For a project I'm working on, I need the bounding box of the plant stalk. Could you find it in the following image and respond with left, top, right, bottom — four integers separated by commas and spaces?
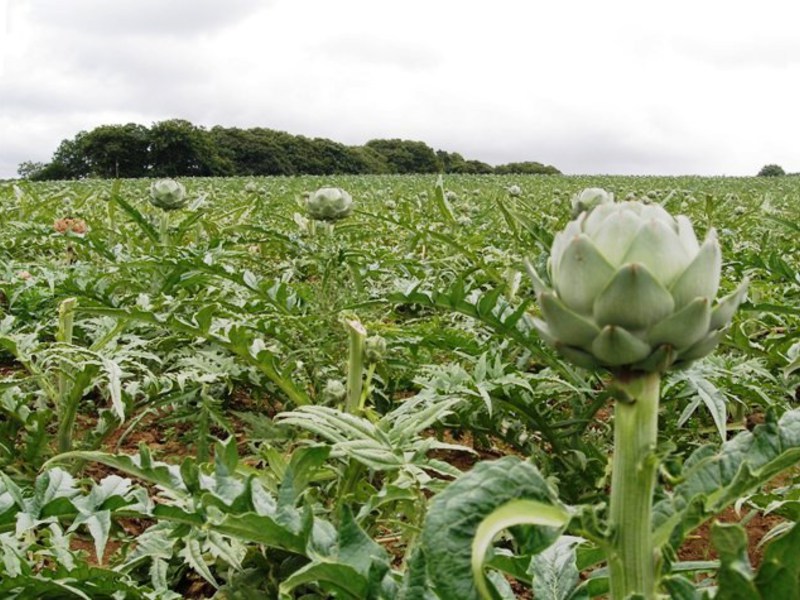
607, 371, 660, 600
55, 298, 77, 411
159, 212, 170, 246
344, 319, 366, 414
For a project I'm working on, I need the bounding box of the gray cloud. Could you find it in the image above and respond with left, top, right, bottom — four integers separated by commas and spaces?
27, 0, 268, 37
314, 35, 442, 70
2, 0, 800, 179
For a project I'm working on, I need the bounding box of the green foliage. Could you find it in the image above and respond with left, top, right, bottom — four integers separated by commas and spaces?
495, 161, 561, 175
756, 164, 785, 177
365, 138, 441, 174
1, 173, 799, 598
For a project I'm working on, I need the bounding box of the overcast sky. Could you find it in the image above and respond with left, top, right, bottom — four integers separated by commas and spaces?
1, 0, 799, 178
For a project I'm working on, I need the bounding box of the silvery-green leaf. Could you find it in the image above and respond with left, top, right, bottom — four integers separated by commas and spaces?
552, 235, 615, 315
622, 218, 689, 285
647, 297, 711, 349
710, 278, 749, 331
591, 325, 652, 366
539, 292, 599, 347
669, 230, 722, 309
593, 264, 675, 330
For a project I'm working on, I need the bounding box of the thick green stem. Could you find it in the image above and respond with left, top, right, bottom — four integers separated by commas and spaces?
344, 319, 366, 414
608, 371, 660, 600
55, 298, 77, 411
159, 212, 170, 246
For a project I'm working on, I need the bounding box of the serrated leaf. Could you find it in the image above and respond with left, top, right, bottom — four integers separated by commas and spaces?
180, 536, 218, 588
653, 408, 800, 549
421, 456, 569, 600
529, 536, 585, 600
278, 561, 368, 600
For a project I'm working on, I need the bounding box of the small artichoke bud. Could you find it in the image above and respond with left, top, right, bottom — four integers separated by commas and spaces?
507, 184, 522, 197
322, 379, 347, 403
526, 201, 748, 373
385, 199, 397, 210
149, 179, 188, 211
571, 187, 613, 217
244, 181, 258, 193
364, 335, 387, 364
307, 187, 353, 221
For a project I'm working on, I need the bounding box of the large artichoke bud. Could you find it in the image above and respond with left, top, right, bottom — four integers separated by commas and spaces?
149, 179, 188, 211
526, 201, 747, 373
307, 187, 353, 221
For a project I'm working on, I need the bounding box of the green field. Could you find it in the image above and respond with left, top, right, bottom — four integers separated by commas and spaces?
1, 174, 799, 599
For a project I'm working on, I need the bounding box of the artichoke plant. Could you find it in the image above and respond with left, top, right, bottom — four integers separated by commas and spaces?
307, 187, 353, 221
570, 187, 613, 217
526, 200, 748, 374
524, 197, 747, 599
149, 179, 188, 211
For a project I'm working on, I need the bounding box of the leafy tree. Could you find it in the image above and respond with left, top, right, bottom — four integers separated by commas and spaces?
47, 132, 92, 179
149, 119, 226, 177
365, 139, 440, 173
495, 161, 561, 175
757, 164, 785, 177
23, 119, 560, 179
211, 127, 291, 175
81, 123, 151, 178
16, 161, 47, 180
463, 159, 494, 174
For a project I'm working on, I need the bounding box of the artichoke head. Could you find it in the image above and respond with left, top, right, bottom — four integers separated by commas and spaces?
526, 201, 748, 373
570, 187, 613, 217
307, 187, 353, 221
149, 179, 187, 211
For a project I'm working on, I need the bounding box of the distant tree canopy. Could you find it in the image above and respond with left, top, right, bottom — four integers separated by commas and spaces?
757, 164, 785, 177
19, 119, 562, 180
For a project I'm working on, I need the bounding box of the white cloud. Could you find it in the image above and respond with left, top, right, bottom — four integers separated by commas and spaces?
2, 0, 800, 177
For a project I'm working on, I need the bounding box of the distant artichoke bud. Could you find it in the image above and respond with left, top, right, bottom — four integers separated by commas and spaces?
244, 181, 258, 193
307, 187, 353, 221
385, 199, 397, 210
149, 179, 187, 211
571, 187, 613, 217
507, 185, 522, 197
364, 335, 387, 364
525, 201, 748, 373
322, 379, 347, 403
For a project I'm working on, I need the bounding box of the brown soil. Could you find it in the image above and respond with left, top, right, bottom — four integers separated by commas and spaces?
677, 507, 785, 567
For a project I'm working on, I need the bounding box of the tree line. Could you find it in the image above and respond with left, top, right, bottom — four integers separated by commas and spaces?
18, 119, 561, 180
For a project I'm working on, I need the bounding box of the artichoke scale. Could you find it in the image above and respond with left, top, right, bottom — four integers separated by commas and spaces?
591, 325, 652, 366
593, 264, 675, 330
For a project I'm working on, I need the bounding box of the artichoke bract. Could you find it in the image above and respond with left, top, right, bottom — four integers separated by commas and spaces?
149, 179, 188, 211
307, 187, 353, 221
526, 200, 748, 373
